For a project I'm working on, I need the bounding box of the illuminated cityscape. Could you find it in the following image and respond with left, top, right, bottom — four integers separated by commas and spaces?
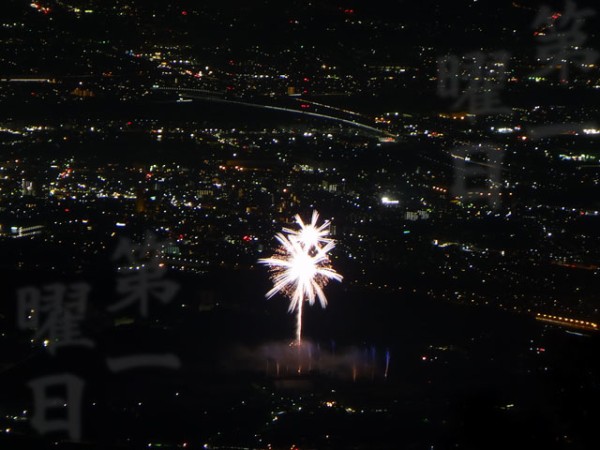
1, 1, 600, 449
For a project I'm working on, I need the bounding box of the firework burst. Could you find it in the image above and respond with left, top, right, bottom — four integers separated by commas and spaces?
260, 211, 342, 345
282, 210, 333, 251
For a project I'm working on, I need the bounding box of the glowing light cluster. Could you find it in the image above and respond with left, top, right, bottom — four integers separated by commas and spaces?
260, 211, 342, 345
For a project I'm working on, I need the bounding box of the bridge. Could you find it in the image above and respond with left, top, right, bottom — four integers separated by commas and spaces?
152, 87, 398, 139
535, 313, 598, 332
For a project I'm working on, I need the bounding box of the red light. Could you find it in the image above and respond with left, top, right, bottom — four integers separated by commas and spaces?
303, 77, 310, 82
64, 208, 70, 213
243, 235, 252, 242
181, 11, 188, 16
300, 104, 310, 109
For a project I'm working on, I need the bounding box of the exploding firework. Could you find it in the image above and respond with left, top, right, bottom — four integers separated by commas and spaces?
282, 210, 333, 251
260, 211, 342, 345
